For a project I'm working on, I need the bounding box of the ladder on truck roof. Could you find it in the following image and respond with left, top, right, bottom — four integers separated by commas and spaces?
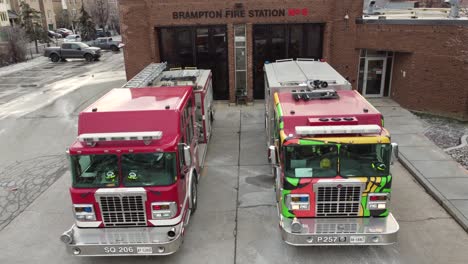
122, 62, 167, 88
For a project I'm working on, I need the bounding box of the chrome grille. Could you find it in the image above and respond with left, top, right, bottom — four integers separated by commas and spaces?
314, 181, 364, 217
315, 223, 358, 234
95, 188, 147, 227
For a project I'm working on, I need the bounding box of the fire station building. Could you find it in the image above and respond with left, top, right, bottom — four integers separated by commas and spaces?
119, 0, 468, 120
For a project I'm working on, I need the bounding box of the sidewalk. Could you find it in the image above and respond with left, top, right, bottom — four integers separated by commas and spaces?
368, 98, 468, 231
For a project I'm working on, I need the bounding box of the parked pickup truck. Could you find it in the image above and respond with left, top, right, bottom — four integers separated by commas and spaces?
44, 42, 101, 62
85, 37, 123, 51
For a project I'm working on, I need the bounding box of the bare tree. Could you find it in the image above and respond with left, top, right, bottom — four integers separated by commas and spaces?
88, 0, 109, 29
0, 26, 28, 65
109, 12, 120, 34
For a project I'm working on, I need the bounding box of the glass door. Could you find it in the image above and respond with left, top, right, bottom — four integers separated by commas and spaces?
363, 58, 387, 97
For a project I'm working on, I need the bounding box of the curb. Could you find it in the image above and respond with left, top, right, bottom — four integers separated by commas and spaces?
399, 153, 468, 232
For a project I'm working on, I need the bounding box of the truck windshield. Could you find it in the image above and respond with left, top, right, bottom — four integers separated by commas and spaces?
70, 154, 119, 188
121, 152, 176, 187
284, 145, 338, 178
340, 144, 391, 177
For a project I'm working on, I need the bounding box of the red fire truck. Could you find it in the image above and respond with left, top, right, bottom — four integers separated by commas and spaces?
60, 86, 201, 256
265, 59, 399, 246
123, 62, 214, 145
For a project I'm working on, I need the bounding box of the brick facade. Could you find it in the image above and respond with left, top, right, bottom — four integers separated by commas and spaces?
119, 0, 468, 120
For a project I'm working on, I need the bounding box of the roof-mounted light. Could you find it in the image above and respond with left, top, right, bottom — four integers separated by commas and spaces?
78, 131, 163, 146
295, 125, 381, 136
291, 89, 338, 101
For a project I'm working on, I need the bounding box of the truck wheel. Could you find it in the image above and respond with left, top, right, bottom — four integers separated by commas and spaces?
190, 178, 197, 215
84, 54, 94, 62
111, 45, 119, 52
50, 54, 60, 63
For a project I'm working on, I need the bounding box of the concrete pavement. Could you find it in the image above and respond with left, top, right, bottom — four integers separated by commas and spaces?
2, 102, 468, 263
1, 100, 468, 263
369, 98, 468, 232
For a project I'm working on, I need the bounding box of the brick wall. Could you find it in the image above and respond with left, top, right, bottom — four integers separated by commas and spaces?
356, 24, 468, 120
119, 0, 468, 120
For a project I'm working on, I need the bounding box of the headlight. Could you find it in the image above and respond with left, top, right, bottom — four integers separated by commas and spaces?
151, 202, 177, 219
367, 193, 389, 210
285, 194, 310, 210
73, 204, 96, 221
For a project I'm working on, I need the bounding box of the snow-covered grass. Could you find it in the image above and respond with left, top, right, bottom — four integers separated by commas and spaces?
0, 56, 49, 77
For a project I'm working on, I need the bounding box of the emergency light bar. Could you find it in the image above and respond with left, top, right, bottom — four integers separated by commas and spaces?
295, 125, 381, 136
78, 131, 163, 146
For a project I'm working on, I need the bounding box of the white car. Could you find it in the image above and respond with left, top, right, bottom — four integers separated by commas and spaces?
64, 34, 82, 42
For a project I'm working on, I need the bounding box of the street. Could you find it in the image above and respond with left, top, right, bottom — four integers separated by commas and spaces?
0, 52, 468, 264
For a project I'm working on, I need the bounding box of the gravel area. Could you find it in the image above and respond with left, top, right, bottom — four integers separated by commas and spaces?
414, 112, 468, 169
447, 147, 468, 169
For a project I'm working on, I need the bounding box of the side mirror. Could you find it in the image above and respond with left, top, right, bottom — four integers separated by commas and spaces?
269, 145, 277, 165
77, 47, 81, 51
391, 143, 399, 164
183, 145, 192, 167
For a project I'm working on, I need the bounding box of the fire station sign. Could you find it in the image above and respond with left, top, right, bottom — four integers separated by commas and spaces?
172, 8, 308, 20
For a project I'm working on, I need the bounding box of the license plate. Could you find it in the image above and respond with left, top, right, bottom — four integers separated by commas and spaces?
103, 246, 153, 254
350, 236, 366, 243
316, 236, 339, 243
137, 247, 153, 254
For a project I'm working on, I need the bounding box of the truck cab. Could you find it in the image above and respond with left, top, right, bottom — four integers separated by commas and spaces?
61, 87, 200, 256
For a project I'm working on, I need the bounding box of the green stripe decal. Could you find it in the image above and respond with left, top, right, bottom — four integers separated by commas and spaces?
299, 139, 325, 145
285, 177, 299, 187
276, 103, 284, 130
361, 196, 370, 217
281, 189, 295, 218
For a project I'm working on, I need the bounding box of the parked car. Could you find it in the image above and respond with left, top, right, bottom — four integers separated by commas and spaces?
56, 28, 73, 37
64, 34, 81, 42
85, 37, 123, 51
44, 42, 101, 62
48, 30, 62, 38
96, 29, 111, 38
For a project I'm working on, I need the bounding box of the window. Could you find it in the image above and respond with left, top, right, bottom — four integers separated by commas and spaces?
178, 141, 185, 168
62, 43, 72, 49
340, 144, 391, 177
122, 152, 176, 186
70, 154, 119, 188
284, 145, 338, 178
0, 12, 7, 22
70, 43, 80, 50
234, 24, 247, 96
183, 100, 194, 143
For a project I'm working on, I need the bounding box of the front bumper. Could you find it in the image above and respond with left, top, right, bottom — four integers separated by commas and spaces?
280, 213, 399, 246
60, 222, 184, 256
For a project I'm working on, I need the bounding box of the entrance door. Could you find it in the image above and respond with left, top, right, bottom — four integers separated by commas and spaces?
158, 26, 228, 100
363, 58, 387, 97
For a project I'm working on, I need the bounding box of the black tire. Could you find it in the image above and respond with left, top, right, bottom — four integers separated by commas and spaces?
190, 178, 197, 215
84, 53, 94, 62
111, 45, 119, 52
50, 54, 60, 63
